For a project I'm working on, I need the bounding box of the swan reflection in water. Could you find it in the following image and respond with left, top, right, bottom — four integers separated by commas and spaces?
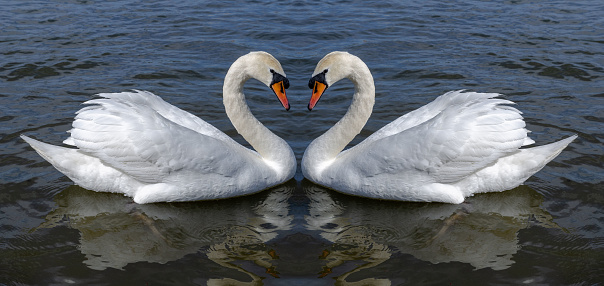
37, 182, 294, 285
35, 179, 559, 284
304, 181, 559, 284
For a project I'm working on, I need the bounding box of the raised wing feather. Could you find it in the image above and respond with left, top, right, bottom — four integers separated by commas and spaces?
66, 91, 255, 183
338, 92, 532, 183
361, 90, 534, 147
64, 90, 234, 146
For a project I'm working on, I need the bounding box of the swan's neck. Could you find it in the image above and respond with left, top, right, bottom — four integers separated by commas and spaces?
223, 68, 294, 175
303, 66, 375, 173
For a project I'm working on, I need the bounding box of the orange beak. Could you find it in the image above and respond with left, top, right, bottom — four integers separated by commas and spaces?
271, 81, 290, 111
308, 81, 327, 111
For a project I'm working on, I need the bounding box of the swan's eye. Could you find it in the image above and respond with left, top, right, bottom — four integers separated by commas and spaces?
323, 69, 328, 74
270, 69, 275, 74
308, 72, 328, 89
271, 71, 289, 89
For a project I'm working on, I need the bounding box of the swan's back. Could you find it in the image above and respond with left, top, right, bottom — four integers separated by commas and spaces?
23, 90, 286, 203
322, 91, 576, 203
340, 91, 531, 179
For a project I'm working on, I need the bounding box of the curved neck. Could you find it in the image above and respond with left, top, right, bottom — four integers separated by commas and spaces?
223, 64, 294, 174
304, 64, 375, 168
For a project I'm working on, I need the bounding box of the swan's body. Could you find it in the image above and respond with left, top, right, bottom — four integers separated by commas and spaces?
22, 52, 296, 204
302, 51, 576, 204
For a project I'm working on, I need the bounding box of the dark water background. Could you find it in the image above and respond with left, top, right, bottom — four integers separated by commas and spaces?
1, 0, 603, 285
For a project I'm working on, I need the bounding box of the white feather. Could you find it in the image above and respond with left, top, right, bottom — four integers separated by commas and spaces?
22, 52, 295, 204
302, 52, 576, 204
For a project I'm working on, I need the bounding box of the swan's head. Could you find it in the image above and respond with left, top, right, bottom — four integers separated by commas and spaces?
235, 51, 291, 110
307, 51, 365, 110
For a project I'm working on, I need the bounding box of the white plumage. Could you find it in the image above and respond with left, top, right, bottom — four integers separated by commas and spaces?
22, 52, 296, 204
302, 51, 576, 204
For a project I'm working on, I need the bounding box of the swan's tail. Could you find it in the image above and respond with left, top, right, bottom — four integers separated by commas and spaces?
21, 135, 129, 194
21, 135, 81, 173
515, 134, 577, 176
462, 135, 577, 196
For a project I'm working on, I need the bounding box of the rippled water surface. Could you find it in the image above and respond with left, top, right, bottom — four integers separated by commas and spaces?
1, 0, 603, 285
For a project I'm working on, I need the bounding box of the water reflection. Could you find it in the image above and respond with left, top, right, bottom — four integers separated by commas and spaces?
304, 181, 559, 283
36, 183, 294, 285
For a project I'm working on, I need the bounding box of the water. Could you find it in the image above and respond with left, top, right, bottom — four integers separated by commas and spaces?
1, 0, 603, 284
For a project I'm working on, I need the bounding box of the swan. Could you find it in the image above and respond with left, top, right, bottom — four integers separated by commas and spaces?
302, 51, 576, 204
21, 51, 296, 204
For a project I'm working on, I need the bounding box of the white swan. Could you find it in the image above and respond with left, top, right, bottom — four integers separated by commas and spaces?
302, 51, 576, 204
22, 51, 296, 204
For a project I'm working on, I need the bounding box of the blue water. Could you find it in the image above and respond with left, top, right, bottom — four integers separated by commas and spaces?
1, 0, 603, 284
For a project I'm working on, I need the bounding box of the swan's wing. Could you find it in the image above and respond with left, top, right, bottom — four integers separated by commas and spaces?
64, 90, 234, 146
339, 94, 532, 183
66, 94, 255, 183
361, 90, 534, 147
